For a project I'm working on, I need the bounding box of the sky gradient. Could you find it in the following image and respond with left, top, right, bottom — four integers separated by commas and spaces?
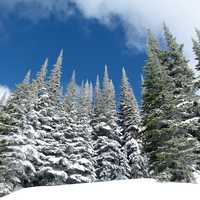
0, 7, 145, 102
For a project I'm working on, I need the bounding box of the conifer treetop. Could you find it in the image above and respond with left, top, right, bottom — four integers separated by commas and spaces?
55, 49, 63, 67
23, 70, 31, 84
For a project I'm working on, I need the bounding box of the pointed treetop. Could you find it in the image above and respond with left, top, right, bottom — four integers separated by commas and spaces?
104, 64, 109, 80
43, 57, 48, 68
163, 23, 173, 46
23, 70, 31, 84
37, 58, 48, 80
67, 70, 77, 98
121, 67, 130, 89
85, 79, 89, 87
110, 79, 115, 93
122, 67, 128, 80
48, 51, 63, 101
163, 23, 183, 53
96, 75, 100, 86
120, 68, 141, 127
89, 82, 93, 102
71, 70, 76, 82
95, 75, 101, 94
55, 49, 63, 66
122, 66, 126, 74
147, 30, 160, 54
103, 64, 110, 94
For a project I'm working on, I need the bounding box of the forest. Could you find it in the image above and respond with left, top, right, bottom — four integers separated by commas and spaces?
1, 25, 200, 197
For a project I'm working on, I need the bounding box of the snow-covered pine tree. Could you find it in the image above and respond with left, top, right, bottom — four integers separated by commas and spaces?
92, 66, 130, 181
61, 74, 95, 184
142, 30, 200, 182
162, 25, 200, 156
119, 67, 148, 178
0, 70, 38, 196
30, 51, 71, 186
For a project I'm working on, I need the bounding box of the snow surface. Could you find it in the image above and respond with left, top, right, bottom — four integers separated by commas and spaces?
2, 179, 200, 200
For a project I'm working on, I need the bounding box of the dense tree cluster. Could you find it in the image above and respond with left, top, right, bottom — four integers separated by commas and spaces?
0, 52, 146, 196
1, 25, 200, 197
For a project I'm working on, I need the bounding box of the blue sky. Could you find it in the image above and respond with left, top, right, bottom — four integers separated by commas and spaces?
0, 0, 199, 102
0, 4, 145, 102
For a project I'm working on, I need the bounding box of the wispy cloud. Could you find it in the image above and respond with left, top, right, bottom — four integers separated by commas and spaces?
0, 85, 11, 105
1, 0, 200, 64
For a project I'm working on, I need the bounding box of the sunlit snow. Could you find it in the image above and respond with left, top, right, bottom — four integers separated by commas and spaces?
2, 179, 200, 200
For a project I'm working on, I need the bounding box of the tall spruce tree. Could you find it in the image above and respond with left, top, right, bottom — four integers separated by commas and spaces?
30, 52, 71, 186
163, 25, 200, 149
92, 66, 130, 181
0, 70, 38, 196
61, 73, 95, 184
119, 67, 148, 178
142, 30, 200, 182
142, 31, 167, 115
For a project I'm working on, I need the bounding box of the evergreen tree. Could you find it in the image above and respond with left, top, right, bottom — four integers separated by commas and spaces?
62, 75, 95, 184
142, 30, 200, 182
48, 50, 63, 104
162, 25, 200, 149
29, 53, 70, 186
119, 67, 148, 178
142, 31, 168, 115
0, 71, 38, 196
92, 66, 130, 181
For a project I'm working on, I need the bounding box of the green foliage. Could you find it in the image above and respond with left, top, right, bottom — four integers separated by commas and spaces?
142, 27, 200, 183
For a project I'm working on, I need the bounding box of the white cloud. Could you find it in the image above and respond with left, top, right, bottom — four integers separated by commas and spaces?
72, 0, 200, 65
1, 0, 200, 64
0, 85, 11, 105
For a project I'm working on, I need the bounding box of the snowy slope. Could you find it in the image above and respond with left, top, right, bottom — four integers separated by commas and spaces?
2, 179, 200, 200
